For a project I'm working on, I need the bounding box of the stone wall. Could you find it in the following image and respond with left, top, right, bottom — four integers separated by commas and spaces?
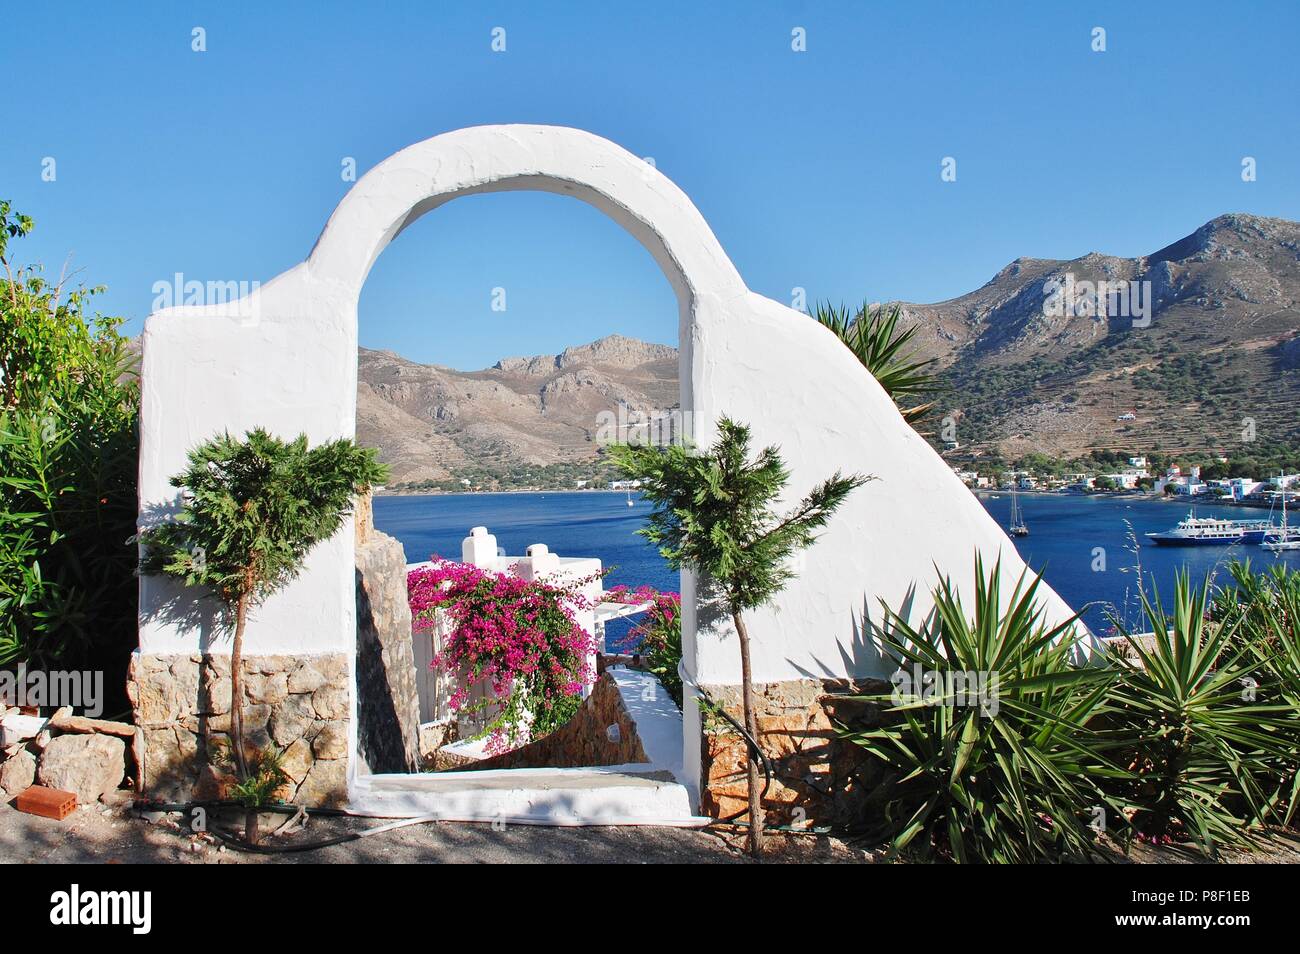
355, 526, 421, 774
1, 709, 130, 805
127, 652, 350, 805
699, 677, 890, 829
463, 671, 652, 771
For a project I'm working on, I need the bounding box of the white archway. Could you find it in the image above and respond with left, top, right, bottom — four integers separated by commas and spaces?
138, 124, 1082, 814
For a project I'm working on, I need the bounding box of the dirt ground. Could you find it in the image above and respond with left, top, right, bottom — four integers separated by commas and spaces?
0, 793, 874, 864
3, 793, 1297, 864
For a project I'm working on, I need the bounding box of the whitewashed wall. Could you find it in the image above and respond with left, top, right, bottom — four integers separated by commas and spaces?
138, 125, 1084, 803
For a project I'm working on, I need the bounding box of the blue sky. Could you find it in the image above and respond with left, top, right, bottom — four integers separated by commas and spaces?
4, 1, 1297, 369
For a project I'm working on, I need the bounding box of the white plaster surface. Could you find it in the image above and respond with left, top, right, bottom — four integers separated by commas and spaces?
139, 124, 1086, 809
608, 667, 684, 781
350, 766, 701, 825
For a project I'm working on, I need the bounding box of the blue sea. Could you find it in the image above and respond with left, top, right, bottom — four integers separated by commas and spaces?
373, 490, 1300, 640
374, 491, 674, 650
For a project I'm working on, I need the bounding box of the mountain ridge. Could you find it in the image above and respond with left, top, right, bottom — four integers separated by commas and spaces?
357, 333, 677, 487
896, 212, 1300, 461
355, 213, 1300, 485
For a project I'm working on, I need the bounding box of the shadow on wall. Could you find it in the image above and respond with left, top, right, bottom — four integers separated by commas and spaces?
789, 586, 915, 683
136, 499, 228, 655
355, 563, 417, 774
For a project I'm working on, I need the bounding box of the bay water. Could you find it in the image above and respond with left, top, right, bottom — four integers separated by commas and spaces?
374, 490, 1300, 640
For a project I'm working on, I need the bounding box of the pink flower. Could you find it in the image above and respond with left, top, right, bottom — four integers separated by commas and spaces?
408, 559, 600, 752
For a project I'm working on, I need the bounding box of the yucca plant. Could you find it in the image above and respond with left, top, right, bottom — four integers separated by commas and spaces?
811, 301, 939, 424
1209, 559, 1300, 643
843, 556, 1123, 863
1207, 560, 1300, 825
1104, 570, 1295, 854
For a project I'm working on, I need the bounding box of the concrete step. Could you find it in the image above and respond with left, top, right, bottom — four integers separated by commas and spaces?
349, 765, 704, 826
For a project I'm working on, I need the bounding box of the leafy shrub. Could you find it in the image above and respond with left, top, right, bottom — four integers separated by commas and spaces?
0, 202, 139, 677
843, 557, 1121, 862
409, 560, 600, 754
606, 585, 682, 708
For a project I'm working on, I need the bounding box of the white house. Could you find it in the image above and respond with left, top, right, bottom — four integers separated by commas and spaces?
1225, 477, 1265, 500
1100, 473, 1140, 490
1155, 465, 1207, 496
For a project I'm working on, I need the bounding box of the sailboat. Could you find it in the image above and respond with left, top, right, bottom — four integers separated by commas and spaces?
626, 486, 635, 507
1008, 483, 1029, 537
1263, 484, 1300, 553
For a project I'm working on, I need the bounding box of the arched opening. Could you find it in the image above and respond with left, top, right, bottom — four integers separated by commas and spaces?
353, 187, 686, 772
306, 127, 756, 812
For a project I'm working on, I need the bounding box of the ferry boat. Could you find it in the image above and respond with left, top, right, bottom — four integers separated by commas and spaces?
1146, 512, 1272, 547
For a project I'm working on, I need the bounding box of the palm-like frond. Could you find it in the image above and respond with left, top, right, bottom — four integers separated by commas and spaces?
812, 301, 940, 424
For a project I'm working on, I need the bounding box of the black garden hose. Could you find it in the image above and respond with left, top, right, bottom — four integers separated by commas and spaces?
135, 798, 441, 854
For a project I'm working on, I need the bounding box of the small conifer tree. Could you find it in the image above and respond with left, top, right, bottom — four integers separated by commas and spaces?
611, 417, 869, 856
141, 428, 387, 779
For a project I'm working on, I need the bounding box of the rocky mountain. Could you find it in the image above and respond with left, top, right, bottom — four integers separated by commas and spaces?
357, 334, 678, 486
902, 213, 1300, 461
356, 214, 1300, 484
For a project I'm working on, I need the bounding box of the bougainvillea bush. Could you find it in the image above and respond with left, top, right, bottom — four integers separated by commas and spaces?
605, 585, 682, 708
409, 560, 599, 754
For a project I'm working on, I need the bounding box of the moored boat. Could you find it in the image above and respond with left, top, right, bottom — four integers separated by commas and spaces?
1263, 488, 1300, 553
1146, 512, 1272, 546
1008, 484, 1029, 537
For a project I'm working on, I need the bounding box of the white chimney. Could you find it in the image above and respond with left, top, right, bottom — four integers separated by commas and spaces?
461, 526, 498, 568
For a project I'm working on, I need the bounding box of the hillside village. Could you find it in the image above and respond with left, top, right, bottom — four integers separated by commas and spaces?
953, 453, 1300, 507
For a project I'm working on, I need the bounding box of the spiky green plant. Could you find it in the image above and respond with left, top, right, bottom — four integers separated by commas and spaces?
609, 417, 870, 857
225, 745, 288, 844
842, 556, 1123, 863
811, 301, 939, 424
228, 746, 288, 808
141, 429, 387, 779
1206, 560, 1300, 825
1105, 570, 1295, 855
